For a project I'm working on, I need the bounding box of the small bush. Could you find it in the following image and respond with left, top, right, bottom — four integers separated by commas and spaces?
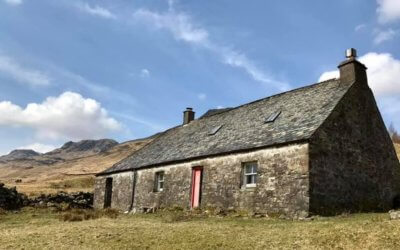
60, 208, 119, 222
101, 208, 119, 219
62, 212, 84, 222
0, 208, 6, 215
161, 211, 190, 223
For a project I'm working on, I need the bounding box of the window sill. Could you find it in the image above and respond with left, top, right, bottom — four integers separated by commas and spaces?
241, 185, 257, 191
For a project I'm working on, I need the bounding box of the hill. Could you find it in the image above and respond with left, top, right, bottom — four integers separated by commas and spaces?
0, 138, 152, 195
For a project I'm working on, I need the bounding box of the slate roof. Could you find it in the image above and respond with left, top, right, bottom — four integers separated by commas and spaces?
199, 108, 233, 119
100, 79, 351, 175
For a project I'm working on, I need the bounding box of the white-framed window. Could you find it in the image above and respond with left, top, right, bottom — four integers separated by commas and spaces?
243, 162, 257, 188
155, 171, 164, 192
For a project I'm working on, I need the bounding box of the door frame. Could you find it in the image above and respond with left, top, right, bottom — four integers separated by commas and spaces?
104, 177, 113, 208
190, 166, 203, 209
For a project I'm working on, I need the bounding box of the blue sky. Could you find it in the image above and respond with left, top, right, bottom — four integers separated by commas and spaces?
0, 0, 400, 155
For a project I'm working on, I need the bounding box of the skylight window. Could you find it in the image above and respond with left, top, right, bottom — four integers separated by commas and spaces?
208, 125, 223, 135
265, 111, 281, 123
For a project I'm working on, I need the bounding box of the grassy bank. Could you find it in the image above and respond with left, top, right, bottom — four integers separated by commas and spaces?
1, 209, 400, 249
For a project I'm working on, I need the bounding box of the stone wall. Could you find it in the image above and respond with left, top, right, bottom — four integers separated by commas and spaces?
93, 171, 134, 211
132, 143, 309, 218
309, 81, 400, 215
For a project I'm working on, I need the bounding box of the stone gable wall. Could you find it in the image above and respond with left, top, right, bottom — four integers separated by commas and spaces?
94, 171, 134, 211
309, 81, 400, 215
132, 143, 309, 218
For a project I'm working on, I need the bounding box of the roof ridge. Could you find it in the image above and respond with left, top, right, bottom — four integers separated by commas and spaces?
198, 79, 339, 119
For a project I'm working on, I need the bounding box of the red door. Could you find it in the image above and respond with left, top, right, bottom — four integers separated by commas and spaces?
191, 167, 203, 208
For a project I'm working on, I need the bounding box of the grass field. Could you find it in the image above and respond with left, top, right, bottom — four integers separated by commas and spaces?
1, 209, 400, 250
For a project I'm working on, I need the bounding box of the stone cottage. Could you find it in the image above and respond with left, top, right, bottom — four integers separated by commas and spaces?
94, 49, 400, 217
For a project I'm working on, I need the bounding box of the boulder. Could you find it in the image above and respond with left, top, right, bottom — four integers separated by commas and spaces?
0, 182, 28, 210
389, 210, 400, 220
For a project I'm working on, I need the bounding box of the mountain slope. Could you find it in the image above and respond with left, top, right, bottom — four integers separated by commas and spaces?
0, 138, 151, 195
0, 150, 40, 162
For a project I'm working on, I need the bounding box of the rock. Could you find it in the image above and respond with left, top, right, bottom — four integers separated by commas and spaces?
0, 182, 28, 210
389, 210, 400, 220
30, 192, 93, 209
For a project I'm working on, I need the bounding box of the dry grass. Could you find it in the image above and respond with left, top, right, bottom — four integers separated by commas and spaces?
395, 143, 400, 159
1, 209, 400, 249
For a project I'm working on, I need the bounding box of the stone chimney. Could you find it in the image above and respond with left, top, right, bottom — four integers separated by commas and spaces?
183, 107, 195, 125
338, 48, 368, 84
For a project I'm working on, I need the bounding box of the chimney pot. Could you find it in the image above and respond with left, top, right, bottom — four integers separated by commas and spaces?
346, 48, 357, 59
183, 107, 195, 125
338, 48, 367, 84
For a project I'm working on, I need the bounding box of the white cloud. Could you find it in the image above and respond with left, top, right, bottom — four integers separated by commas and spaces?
377, 0, 400, 24
197, 93, 206, 100
3, 0, 22, 6
361, 53, 400, 96
0, 92, 121, 140
373, 29, 397, 44
132, 5, 289, 91
18, 143, 57, 154
0, 55, 51, 86
140, 69, 150, 78
76, 3, 116, 19
318, 70, 339, 82
319, 52, 400, 96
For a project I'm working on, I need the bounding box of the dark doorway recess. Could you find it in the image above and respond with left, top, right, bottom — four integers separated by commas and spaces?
104, 178, 113, 208
393, 195, 400, 209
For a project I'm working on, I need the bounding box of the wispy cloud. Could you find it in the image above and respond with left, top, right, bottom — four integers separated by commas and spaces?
140, 68, 150, 78
0, 55, 51, 86
355, 24, 367, 32
76, 2, 116, 19
3, 0, 22, 6
132, 4, 289, 91
197, 93, 206, 100
112, 111, 166, 132
373, 28, 397, 44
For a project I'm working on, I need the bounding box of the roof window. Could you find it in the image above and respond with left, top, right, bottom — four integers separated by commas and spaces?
208, 125, 223, 135
265, 111, 281, 123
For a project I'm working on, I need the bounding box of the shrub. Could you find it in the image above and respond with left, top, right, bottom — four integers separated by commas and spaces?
388, 123, 400, 144
161, 211, 190, 223
60, 208, 119, 222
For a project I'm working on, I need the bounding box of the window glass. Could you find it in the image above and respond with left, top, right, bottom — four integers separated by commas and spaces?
243, 162, 257, 187
155, 172, 164, 192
